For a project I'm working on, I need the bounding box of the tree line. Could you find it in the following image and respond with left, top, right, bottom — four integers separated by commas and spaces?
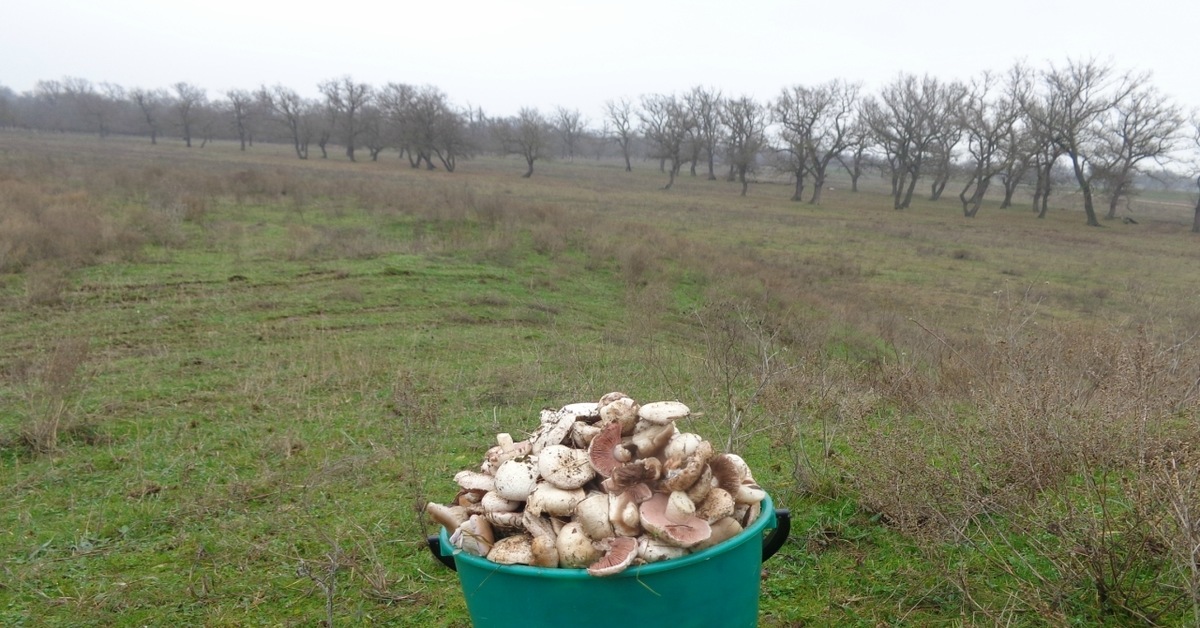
2, 58, 1198, 231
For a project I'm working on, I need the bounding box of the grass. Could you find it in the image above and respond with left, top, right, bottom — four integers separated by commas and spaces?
1, 130, 1199, 626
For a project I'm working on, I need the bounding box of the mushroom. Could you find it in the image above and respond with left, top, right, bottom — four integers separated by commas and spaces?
693, 517, 743, 551
425, 502, 467, 531
559, 402, 600, 421
482, 434, 531, 474
454, 470, 496, 494
570, 421, 602, 448
493, 458, 540, 502
685, 464, 714, 503
597, 393, 640, 435
537, 444, 595, 489
523, 511, 560, 568
628, 420, 676, 458
480, 491, 520, 513
556, 521, 602, 568
587, 422, 631, 477
637, 400, 690, 424
665, 491, 697, 525
609, 489, 643, 537
663, 432, 704, 460
639, 492, 712, 548
575, 492, 614, 541
525, 482, 585, 518
450, 514, 495, 557
532, 409, 577, 453
637, 535, 688, 563
694, 487, 735, 523
662, 440, 713, 492
487, 534, 535, 565
586, 536, 637, 577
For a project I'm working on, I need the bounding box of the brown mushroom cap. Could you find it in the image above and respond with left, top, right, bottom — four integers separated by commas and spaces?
598, 396, 640, 435
639, 492, 712, 548
694, 487, 736, 523
586, 536, 637, 576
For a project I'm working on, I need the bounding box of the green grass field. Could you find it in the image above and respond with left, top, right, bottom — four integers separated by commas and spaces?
2, 131, 1199, 626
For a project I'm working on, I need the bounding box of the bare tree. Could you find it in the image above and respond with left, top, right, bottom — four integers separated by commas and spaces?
1022, 59, 1136, 227
257, 84, 311, 159
498, 107, 550, 178
639, 94, 694, 189
862, 74, 962, 210
721, 96, 767, 196
130, 88, 167, 144
1093, 84, 1184, 219
319, 76, 372, 162
836, 121, 872, 193
801, 80, 861, 204
604, 98, 636, 172
226, 89, 255, 151
956, 71, 1024, 217
686, 86, 724, 179
554, 106, 585, 161
62, 77, 123, 138
172, 82, 207, 148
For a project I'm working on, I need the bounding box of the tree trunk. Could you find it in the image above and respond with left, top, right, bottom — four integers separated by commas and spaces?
810, 170, 825, 205
663, 162, 679, 189
1000, 176, 1017, 208
622, 149, 632, 172
1193, 177, 1200, 233
1068, 153, 1101, 227
739, 171, 749, 197
930, 171, 949, 201
790, 171, 805, 202
523, 155, 534, 178
150, 129, 157, 145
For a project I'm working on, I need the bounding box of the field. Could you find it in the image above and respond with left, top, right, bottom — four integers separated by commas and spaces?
2, 131, 1199, 626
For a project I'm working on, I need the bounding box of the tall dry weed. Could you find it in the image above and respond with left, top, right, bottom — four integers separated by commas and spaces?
12, 337, 93, 454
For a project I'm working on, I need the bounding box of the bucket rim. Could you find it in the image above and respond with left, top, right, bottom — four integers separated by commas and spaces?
437, 493, 777, 579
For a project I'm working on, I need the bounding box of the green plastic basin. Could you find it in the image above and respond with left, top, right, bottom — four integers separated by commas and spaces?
429, 494, 790, 628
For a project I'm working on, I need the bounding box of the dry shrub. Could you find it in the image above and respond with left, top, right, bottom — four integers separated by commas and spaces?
12, 337, 93, 454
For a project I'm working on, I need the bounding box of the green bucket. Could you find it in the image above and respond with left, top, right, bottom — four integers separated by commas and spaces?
427, 494, 790, 628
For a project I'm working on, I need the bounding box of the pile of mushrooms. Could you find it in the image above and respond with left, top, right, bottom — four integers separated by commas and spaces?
426, 393, 766, 576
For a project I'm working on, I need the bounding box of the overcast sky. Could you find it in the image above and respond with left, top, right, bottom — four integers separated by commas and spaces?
6, 0, 1199, 121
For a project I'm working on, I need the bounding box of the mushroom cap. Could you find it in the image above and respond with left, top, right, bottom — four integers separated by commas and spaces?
586, 536, 637, 577
662, 440, 714, 492
493, 458, 540, 501
609, 490, 643, 537
575, 492, 615, 541
639, 492, 712, 548
530, 534, 560, 568
451, 514, 495, 557
425, 502, 468, 531
454, 470, 497, 493
598, 396, 640, 435
526, 483, 585, 517
487, 534, 535, 565
637, 535, 689, 563
556, 521, 602, 568
685, 464, 714, 503
532, 409, 577, 453
733, 480, 767, 505
537, 444, 596, 489
693, 516, 743, 551
559, 402, 600, 421
664, 432, 704, 459
708, 453, 745, 496
587, 422, 625, 477
637, 400, 690, 424
629, 421, 676, 458
665, 491, 697, 525
480, 491, 521, 513
695, 487, 736, 523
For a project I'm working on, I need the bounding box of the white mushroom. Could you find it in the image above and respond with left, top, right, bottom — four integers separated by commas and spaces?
637, 400, 690, 424
525, 483, 585, 518
487, 534, 535, 565
537, 444, 595, 489
575, 492, 614, 541
556, 521, 602, 568
492, 458, 540, 502
637, 535, 688, 563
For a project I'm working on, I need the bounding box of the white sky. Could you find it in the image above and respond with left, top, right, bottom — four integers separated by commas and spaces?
6, 0, 1199, 121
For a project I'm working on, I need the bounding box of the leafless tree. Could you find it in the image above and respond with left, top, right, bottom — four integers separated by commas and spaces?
836, 121, 872, 192
956, 71, 1024, 217
257, 84, 311, 159
62, 77, 123, 138
130, 88, 167, 144
686, 86, 724, 179
172, 82, 207, 148
1190, 117, 1200, 233
721, 96, 767, 196
1022, 58, 1137, 227
226, 89, 255, 151
604, 98, 636, 172
862, 74, 963, 210
319, 76, 372, 162
497, 107, 550, 177
1093, 83, 1184, 219
554, 106, 586, 161
779, 80, 861, 204
639, 94, 695, 189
